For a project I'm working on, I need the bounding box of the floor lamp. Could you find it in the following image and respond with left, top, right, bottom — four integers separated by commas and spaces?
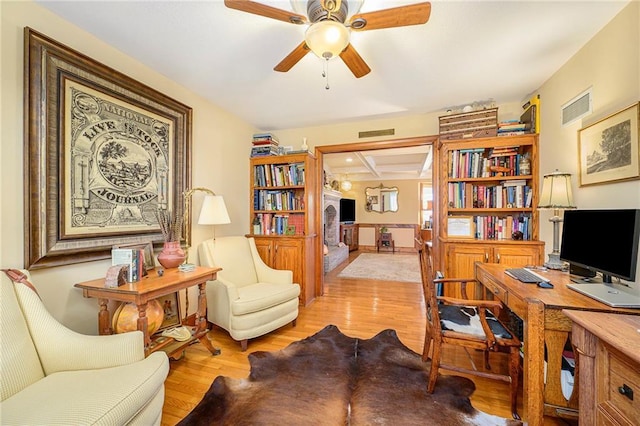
183, 187, 231, 242
538, 170, 576, 270
181, 187, 230, 316
197, 194, 231, 241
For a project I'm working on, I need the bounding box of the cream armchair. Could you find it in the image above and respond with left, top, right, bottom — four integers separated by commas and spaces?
198, 236, 300, 351
0, 270, 169, 425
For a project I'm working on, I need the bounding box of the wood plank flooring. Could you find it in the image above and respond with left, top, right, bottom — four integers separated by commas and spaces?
161, 250, 574, 425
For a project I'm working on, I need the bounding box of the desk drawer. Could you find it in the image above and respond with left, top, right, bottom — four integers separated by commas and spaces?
606, 350, 640, 421
482, 274, 508, 304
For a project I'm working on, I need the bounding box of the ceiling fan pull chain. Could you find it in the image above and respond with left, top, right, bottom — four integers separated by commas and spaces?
324, 59, 330, 90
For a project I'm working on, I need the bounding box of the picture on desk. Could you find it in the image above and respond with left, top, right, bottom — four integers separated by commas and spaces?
156, 292, 181, 332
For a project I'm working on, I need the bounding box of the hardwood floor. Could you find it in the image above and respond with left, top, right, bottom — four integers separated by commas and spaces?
161, 251, 574, 425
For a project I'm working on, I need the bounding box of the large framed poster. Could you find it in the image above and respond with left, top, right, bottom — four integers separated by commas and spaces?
24, 28, 192, 269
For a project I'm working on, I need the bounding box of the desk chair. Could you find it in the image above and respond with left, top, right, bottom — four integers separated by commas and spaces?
416, 239, 522, 420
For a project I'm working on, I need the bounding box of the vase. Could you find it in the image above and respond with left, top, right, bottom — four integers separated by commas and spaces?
157, 241, 186, 269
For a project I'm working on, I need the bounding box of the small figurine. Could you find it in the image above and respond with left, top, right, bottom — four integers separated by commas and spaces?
489, 165, 512, 176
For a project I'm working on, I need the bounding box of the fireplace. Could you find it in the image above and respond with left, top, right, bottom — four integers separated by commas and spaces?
323, 189, 341, 245
323, 189, 349, 273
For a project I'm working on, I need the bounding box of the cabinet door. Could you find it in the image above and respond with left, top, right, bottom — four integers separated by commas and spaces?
273, 238, 304, 287
444, 243, 488, 298
494, 245, 541, 267
253, 238, 274, 267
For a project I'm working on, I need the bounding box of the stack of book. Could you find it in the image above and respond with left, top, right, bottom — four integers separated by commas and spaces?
251, 133, 279, 157
497, 119, 529, 136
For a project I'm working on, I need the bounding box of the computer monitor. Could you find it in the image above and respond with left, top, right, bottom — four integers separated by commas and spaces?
560, 209, 640, 283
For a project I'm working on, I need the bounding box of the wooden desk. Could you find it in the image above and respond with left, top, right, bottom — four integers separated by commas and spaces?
474, 263, 640, 426
75, 266, 221, 359
565, 310, 640, 425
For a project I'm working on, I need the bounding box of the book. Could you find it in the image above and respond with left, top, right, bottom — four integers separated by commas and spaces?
111, 248, 141, 282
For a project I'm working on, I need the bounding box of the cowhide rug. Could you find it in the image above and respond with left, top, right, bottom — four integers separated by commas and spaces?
178, 325, 522, 425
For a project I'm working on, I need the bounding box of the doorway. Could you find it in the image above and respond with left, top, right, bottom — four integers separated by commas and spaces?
314, 135, 438, 298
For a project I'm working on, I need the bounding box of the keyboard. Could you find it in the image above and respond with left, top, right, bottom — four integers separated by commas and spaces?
505, 268, 549, 283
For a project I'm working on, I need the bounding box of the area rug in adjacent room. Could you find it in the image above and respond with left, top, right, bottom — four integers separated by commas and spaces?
178, 325, 521, 425
337, 252, 421, 283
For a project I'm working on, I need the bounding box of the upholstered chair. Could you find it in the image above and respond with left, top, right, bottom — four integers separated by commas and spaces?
0, 270, 169, 425
198, 236, 300, 351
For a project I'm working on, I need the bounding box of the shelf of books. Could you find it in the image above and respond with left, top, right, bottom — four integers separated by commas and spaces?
439, 134, 540, 242
250, 154, 313, 236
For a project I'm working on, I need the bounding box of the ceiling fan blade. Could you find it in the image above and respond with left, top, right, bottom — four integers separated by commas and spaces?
339, 44, 371, 78
274, 41, 311, 72
349, 2, 431, 31
224, 0, 307, 25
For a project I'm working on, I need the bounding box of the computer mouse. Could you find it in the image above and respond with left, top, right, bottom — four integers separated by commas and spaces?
537, 281, 554, 289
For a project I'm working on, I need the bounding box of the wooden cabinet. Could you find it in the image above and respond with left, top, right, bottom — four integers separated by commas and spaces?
340, 223, 359, 251
444, 241, 543, 298
566, 310, 640, 426
250, 152, 317, 305
437, 134, 544, 293
253, 236, 315, 305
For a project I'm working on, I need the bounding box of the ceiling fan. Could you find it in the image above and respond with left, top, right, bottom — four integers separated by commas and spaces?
224, 0, 431, 78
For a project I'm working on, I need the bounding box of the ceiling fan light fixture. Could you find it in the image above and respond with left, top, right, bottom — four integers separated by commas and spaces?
305, 20, 350, 59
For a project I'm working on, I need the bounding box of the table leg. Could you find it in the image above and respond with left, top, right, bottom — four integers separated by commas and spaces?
197, 282, 221, 355
136, 302, 150, 347
98, 298, 113, 335
525, 298, 545, 426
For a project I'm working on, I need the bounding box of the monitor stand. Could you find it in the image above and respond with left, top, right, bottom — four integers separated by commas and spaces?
570, 275, 605, 284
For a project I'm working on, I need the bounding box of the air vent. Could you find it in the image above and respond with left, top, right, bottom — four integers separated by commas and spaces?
562, 88, 592, 126
359, 129, 395, 138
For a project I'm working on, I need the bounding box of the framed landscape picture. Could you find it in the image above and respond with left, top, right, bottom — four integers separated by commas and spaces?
578, 102, 639, 187
24, 28, 193, 269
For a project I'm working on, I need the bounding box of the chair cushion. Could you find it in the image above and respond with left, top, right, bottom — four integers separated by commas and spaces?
0, 351, 168, 425
232, 282, 300, 316
439, 305, 513, 339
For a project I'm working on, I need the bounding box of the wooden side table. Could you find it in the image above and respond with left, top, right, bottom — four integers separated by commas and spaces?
75, 266, 221, 359
377, 232, 395, 253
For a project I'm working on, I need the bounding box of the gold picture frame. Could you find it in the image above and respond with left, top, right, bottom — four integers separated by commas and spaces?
578, 102, 640, 187
447, 216, 475, 238
24, 28, 193, 269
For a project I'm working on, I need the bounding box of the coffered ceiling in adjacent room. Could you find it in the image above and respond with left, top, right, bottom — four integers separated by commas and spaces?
35, 0, 630, 131
323, 145, 433, 182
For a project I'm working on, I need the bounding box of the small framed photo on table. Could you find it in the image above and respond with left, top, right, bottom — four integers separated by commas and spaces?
447, 216, 475, 238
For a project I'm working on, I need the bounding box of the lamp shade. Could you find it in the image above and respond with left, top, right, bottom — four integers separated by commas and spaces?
198, 195, 231, 225
538, 171, 576, 209
305, 20, 350, 59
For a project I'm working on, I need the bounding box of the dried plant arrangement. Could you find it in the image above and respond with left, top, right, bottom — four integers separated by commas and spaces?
155, 209, 183, 242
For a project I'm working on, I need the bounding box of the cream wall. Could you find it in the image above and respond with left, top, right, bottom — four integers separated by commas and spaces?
536, 2, 640, 276
1, 1, 255, 333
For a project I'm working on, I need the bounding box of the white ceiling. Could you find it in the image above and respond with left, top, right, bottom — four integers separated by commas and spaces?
323, 145, 433, 182
36, 0, 629, 134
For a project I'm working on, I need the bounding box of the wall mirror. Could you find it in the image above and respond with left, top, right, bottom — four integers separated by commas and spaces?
365, 184, 399, 213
